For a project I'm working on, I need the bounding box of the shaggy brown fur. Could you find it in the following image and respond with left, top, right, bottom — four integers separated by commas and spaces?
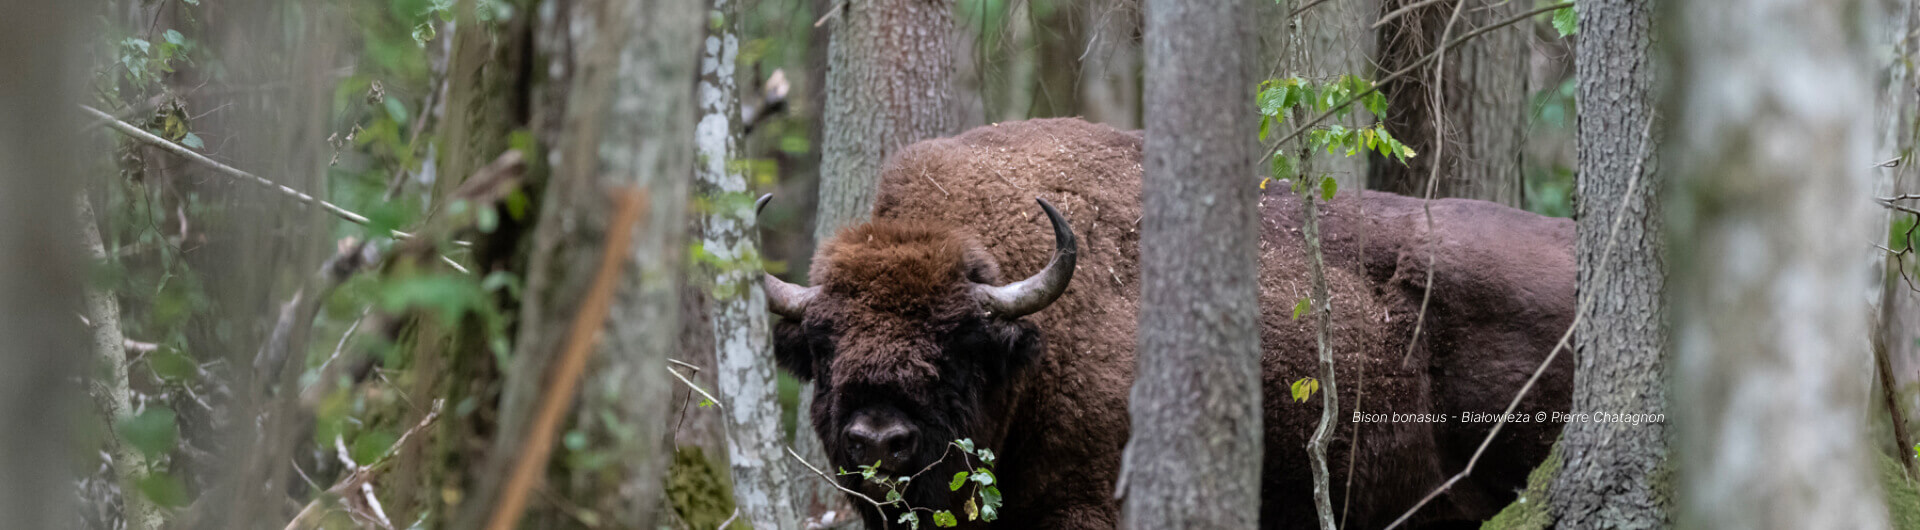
773, 118, 1573, 529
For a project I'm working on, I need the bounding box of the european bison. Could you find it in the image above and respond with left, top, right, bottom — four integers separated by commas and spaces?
766, 118, 1573, 529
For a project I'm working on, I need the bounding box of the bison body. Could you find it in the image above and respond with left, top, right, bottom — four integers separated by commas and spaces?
770, 118, 1573, 529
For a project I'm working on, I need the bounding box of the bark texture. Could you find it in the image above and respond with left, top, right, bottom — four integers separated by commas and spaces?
0, 3, 85, 526
460, 0, 700, 527
697, 1, 801, 528
1370, 0, 1527, 207
815, 0, 960, 243
1549, 0, 1668, 527
1120, 0, 1263, 527
1666, 0, 1890, 527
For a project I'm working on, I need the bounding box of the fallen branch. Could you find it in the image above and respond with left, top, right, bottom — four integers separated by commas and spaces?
483, 188, 649, 530
283, 399, 444, 530
1381, 116, 1657, 530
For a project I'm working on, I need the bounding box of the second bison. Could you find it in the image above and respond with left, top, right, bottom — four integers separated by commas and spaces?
766, 118, 1573, 529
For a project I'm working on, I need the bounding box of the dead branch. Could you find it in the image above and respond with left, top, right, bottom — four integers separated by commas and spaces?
483, 188, 649, 530
283, 399, 444, 530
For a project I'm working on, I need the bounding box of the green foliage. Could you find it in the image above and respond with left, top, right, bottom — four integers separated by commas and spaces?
844, 438, 1005, 529
1289, 377, 1319, 403
1291, 297, 1311, 320
116, 407, 178, 459
1256, 75, 1416, 187
1551, 5, 1578, 38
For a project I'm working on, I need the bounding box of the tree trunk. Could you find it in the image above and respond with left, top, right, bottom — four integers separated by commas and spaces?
814, 0, 959, 242
457, 0, 699, 527
1666, 0, 1890, 527
802, 0, 960, 522
1548, 1, 1668, 527
78, 193, 164, 530
0, 3, 86, 526
1369, 0, 1527, 206
1119, 0, 1263, 527
697, 0, 802, 528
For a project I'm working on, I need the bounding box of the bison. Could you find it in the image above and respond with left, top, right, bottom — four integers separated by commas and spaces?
765, 118, 1573, 529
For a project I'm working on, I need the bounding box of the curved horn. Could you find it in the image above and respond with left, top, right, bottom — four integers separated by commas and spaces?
976, 198, 1077, 318
757, 194, 820, 319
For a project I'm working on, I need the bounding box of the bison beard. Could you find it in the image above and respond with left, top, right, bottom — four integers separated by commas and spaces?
769, 118, 1573, 529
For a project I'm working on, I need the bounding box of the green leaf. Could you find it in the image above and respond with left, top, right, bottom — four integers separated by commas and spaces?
1321, 176, 1338, 201
117, 407, 178, 458
563, 430, 589, 451
1271, 154, 1296, 182
886, 489, 903, 502
981, 503, 999, 522
932, 511, 958, 527
1257, 86, 1290, 117
956, 438, 975, 453
970, 469, 995, 486
1552, 6, 1577, 38
898, 511, 919, 530
977, 448, 996, 464
950, 471, 970, 491
1364, 91, 1388, 119
148, 347, 197, 381
350, 429, 399, 464
137, 473, 190, 507
1291, 297, 1311, 320
180, 132, 204, 150
1289, 377, 1320, 402
163, 29, 185, 46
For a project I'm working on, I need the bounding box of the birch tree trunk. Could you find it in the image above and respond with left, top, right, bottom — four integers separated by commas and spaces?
698, 1, 801, 528
78, 193, 164, 530
1549, 1, 1668, 527
1370, 0, 1527, 207
1666, 0, 1890, 527
1, 2, 86, 526
1120, 0, 1263, 526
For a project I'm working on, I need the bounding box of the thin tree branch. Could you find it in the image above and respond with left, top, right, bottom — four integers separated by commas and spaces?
80, 105, 386, 230
667, 363, 726, 412
1262, 1, 1573, 163
1289, 0, 1341, 19
484, 188, 649, 530
1381, 116, 1657, 530
1373, 0, 1452, 28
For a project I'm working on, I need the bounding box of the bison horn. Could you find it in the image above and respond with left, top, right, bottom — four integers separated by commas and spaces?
976, 198, 1077, 318
756, 194, 821, 319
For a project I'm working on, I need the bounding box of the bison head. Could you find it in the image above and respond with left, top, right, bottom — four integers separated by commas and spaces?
765, 198, 1075, 520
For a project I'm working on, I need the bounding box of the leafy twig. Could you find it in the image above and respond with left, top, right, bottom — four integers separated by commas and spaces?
1262, 2, 1573, 163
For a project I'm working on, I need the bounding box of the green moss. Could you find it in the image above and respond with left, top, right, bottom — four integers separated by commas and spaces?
1480, 442, 1561, 530
667, 447, 750, 530
1882, 453, 1920, 530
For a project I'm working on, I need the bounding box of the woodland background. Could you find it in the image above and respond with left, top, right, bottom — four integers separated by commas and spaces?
3, 0, 1919, 528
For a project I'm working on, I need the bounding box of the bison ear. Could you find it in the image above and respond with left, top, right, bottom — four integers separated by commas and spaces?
772, 319, 819, 381
993, 320, 1046, 382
